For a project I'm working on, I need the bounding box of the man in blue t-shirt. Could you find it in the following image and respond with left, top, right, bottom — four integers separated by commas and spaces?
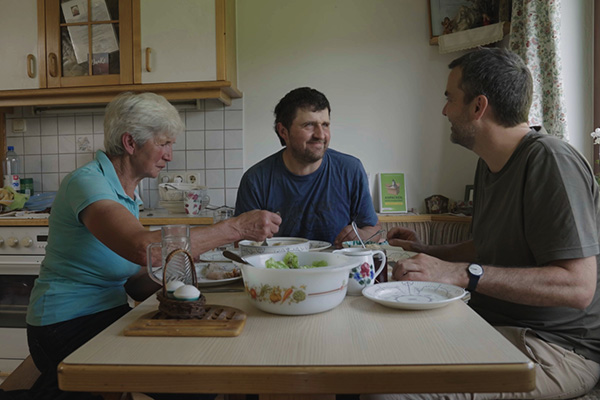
235, 87, 380, 247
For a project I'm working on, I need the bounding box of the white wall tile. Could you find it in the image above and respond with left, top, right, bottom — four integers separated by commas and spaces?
185, 131, 204, 150
205, 111, 224, 130
59, 154, 76, 172
225, 188, 238, 208
93, 115, 104, 133
224, 110, 243, 130
42, 173, 60, 192
93, 134, 104, 151
24, 155, 41, 174
76, 135, 93, 152
41, 136, 58, 154
206, 150, 224, 168
41, 118, 58, 136
42, 155, 59, 173
10, 102, 243, 208
23, 136, 41, 155
206, 169, 225, 188
224, 149, 243, 169
225, 169, 243, 188
185, 150, 205, 170
58, 136, 76, 153
76, 153, 93, 167
207, 189, 224, 207
224, 130, 243, 149
186, 111, 205, 130
206, 131, 224, 149
22, 118, 40, 136
75, 115, 93, 134
58, 117, 75, 135
168, 150, 186, 170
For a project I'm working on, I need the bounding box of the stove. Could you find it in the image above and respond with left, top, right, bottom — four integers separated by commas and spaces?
0, 225, 48, 375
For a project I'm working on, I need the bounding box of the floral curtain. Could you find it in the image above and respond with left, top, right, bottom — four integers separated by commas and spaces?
508, 0, 568, 141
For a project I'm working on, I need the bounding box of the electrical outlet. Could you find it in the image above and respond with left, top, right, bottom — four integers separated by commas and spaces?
12, 119, 26, 133
158, 172, 171, 183
185, 171, 201, 185
172, 172, 185, 183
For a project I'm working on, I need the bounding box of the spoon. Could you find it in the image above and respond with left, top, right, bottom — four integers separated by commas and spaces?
222, 250, 250, 265
351, 221, 366, 248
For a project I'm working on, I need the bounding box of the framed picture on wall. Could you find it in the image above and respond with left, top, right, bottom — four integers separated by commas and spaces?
378, 173, 407, 213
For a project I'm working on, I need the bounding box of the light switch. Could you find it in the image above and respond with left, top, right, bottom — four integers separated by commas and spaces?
12, 119, 26, 133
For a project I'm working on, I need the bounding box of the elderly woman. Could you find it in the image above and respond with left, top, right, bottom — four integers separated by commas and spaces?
24, 92, 281, 399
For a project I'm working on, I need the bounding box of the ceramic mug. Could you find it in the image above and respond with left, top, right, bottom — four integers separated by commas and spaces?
147, 225, 192, 284
184, 189, 204, 215
333, 248, 386, 296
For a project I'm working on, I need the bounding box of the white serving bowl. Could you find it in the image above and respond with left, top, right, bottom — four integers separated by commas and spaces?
235, 252, 360, 315
238, 237, 310, 257
159, 183, 207, 201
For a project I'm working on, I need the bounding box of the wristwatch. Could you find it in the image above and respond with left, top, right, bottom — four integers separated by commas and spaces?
466, 263, 484, 292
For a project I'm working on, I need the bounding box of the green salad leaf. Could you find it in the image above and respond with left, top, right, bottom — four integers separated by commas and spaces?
265, 252, 327, 269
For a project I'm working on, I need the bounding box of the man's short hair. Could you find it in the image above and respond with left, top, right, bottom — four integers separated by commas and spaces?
449, 47, 533, 127
274, 87, 331, 146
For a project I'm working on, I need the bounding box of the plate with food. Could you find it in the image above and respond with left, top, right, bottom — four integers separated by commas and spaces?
198, 249, 240, 263
195, 262, 242, 287
309, 240, 332, 251
362, 281, 466, 310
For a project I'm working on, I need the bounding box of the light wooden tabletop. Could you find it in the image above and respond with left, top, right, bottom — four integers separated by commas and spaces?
58, 291, 535, 397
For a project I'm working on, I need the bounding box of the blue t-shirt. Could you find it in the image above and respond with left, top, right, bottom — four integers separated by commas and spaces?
234, 148, 378, 243
27, 150, 142, 326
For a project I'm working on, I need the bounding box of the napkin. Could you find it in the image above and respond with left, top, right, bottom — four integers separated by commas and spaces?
438, 22, 505, 54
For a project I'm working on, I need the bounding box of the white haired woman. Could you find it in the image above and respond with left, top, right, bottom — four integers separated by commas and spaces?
23, 92, 281, 400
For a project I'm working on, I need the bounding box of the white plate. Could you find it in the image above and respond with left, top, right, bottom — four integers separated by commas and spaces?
195, 263, 242, 287
362, 281, 466, 310
309, 240, 332, 251
198, 249, 239, 262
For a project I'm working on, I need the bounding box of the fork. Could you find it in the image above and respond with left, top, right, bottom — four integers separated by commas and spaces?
351, 221, 366, 248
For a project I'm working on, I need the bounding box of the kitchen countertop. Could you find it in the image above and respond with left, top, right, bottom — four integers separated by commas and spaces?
0, 210, 471, 227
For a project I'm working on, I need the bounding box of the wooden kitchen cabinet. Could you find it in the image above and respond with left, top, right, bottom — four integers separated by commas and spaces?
0, 1, 42, 91
0, 0, 240, 107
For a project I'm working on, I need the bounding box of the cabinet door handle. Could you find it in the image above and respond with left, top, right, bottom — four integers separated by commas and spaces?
27, 54, 35, 78
145, 47, 152, 72
48, 53, 58, 77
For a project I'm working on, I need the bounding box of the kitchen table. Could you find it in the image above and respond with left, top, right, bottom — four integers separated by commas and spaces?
58, 292, 535, 399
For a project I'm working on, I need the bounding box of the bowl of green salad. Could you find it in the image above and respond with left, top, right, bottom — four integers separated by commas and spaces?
235, 251, 360, 315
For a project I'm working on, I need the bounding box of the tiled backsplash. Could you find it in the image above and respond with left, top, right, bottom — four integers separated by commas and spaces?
4, 98, 243, 210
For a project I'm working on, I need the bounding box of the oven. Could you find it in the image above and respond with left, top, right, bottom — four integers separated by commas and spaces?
0, 225, 47, 375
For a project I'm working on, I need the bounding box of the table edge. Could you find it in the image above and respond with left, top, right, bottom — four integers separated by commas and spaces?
58, 362, 535, 394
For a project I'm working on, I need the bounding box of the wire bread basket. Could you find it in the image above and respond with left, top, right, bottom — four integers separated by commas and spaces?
156, 248, 206, 319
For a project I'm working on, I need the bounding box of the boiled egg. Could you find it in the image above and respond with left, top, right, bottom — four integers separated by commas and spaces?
165, 280, 185, 298
173, 284, 201, 301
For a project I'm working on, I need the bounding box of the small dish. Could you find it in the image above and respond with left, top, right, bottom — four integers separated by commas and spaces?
362, 281, 466, 310
309, 240, 332, 251
195, 263, 242, 287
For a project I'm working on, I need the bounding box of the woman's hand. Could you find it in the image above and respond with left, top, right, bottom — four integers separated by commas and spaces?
229, 210, 282, 242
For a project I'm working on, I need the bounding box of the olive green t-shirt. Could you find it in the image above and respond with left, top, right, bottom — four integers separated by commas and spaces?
471, 127, 600, 363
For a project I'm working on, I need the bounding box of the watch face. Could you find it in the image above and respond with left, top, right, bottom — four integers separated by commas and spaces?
469, 264, 483, 276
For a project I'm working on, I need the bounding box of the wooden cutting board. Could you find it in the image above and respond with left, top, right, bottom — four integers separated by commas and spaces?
123, 304, 247, 337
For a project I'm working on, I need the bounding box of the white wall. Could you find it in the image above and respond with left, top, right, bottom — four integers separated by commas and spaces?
237, 0, 594, 212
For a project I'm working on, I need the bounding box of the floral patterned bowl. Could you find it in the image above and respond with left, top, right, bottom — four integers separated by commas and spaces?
235, 252, 360, 315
